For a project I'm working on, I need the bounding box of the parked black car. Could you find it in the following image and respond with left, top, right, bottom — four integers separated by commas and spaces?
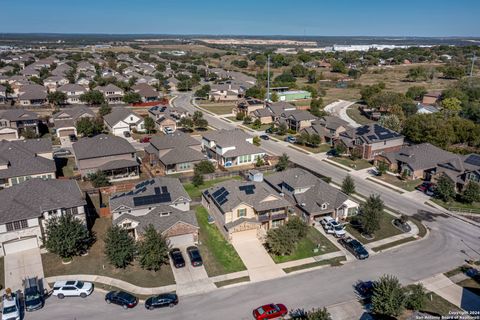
24, 277, 45, 312
145, 293, 178, 310
339, 237, 369, 259
186, 246, 203, 267
259, 134, 270, 140
355, 280, 374, 299
105, 291, 138, 309
170, 248, 185, 268
68, 134, 77, 142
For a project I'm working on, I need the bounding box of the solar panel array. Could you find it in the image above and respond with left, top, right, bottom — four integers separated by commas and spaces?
212, 187, 229, 206
132, 185, 171, 207
465, 154, 480, 167
239, 184, 256, 195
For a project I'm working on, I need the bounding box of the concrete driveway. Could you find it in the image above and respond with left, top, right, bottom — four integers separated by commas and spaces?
4, 248, 45, 291
170, 246, 215, 296
230, 230, 285, 282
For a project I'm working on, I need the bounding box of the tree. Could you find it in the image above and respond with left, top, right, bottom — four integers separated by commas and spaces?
21, 128, 38, 139
377, 161, 389, 176
406, 86, 427, 100
255, 157, 264, 167
98, 103, 112, 117
360, 83, 385, 105
441, 97, 462, 116
195, 84, 210, 99
252, 118, 262, 129
232, 60, 248, 68
265, 226, 297, 256
104, 225, 136, 269
442, 65, 465, 79
435, 175, 456, 202
309, 134, 321, 147
253, 136, 261, 146
407, 66, 428, 81
243, 115, 252, 125
195, 118, 209, 130
76, 117, 103, 137
48, 91, 67, 106
276, 153, 289, 171
286, 216, 308, 239
277, 123, 288, 136
405, 284, 427, 311
192, 172, 204, 187
80, 90, 105, 105
245, 86, 266, 100
43, 214, 92, 260
334, 143, 347, 156
371, 275, 406, 317
137, 224, 170, 271
306, 308, 332, 320
348, 68, 362, 79
378, 114, 402, 132
144, 116, 155, 133
122, 92, 142, 104
179, 117, 194, 131
307, 70, 317, 84
331, 60, 347, 73
361, 194, 384, 236
87, 171, 111, 188
194, 160, 215, 174
291, 64, 308, 77
341, 175, 356, 195
462, 181, 480, 204
310, 98, 325, 117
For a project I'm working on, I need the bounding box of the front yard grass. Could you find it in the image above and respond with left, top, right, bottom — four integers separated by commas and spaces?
330, 156, 372, 170
294, 143, 332, 154
183, 175, 242, 198
271, 227, 339, 263
214, 276, 250, 288
431, 198, 480, 214
346, 212, 403, 244
283, 256, 346, 273
198, 104, 235, 115
422, 291, 463, 316
195, 206, 246, 277
0, 257, 4, 289
42, 217, 175, 287
345, 104, 376, 126
373, 174, 422, 192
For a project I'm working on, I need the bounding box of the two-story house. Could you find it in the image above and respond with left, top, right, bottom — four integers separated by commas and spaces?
72, 134, 139, 181
57, 83, 89, 104
147, 105, 189, 133
132, 83, 160, 102
234, 98, 264, 117
433, 153, 480, 192
264, 168, 359, 222
144, 132, 205, 175
279, 109, 317, 132
109, 177, 198, 246
103, 108, 145, 136
17, 84, 48, 106
52, 106, 96, 138
336, 124, 404, 160
0, 109, 41, 139
95, 84, 124, 104
202, 179, 292, 240
202, 129, 265, 168
301, 116, 351, 144
0, 179, 86, 256
43, 75, 70, 92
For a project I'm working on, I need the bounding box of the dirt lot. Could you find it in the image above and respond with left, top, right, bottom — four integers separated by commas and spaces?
141, 44, 225, 54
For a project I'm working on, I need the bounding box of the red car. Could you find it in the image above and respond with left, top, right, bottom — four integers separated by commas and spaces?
140, 136, 151, 143
253, 303, 288, 320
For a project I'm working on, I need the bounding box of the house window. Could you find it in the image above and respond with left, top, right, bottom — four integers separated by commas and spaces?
160, 212, 170, 217
178, 163, 190, 170
271, 220, 284, 228
63, 207, 79, 215
122, 222, 132, 228
237, 208, 247, 218
6, 219, 28, 231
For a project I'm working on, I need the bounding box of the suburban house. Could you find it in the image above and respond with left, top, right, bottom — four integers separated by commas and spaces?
252, 108, 275, 124
0, 84, 6, 104
202, 179, 292, 239
208, 83, 243, 102
144, 132, 205, 175
95, 84, 124, 104
336, 124, 405, 160
17, 84, 48, 106
109, 177, 198, 246
103, 108, 145, 136
301, 116, 350, 144
0, 109, 41, 139
52, 106, 95, 138
0, 179, 86, 256
433, 154, 480, 192
44, 76, 69, 91
422, 91, 442, 105
147, 105, 186, 133
166, 77, 179, 92
72, 134, 139, 181
234, 98, 264, 116
264, 168, 359, 222
0, 138, 55, 189
132, 83, 160, 102
267, 101, 297, 122
57, 83, 88, 104
202, 129, 266, 168
279, 109, 317, 132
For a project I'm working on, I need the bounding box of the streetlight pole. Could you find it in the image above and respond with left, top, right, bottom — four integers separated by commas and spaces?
266, 54, 271, 103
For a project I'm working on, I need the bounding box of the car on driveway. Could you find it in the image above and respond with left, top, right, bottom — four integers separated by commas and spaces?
321, 216, 346, 238
253, 303, 288, 320
170, 248, 185, 268
140, 136, 151, 143
68, 134, 77, 142
24, 277, 45, 312
52, 280, 94, 299
145, 293, 178, 310
2, 292, 20, 320
259, 134, 270, 140
53, 148, 72, 157
417, 182, 434, 196
339, 237, 369, 259
186, 246, 203, 267
105, 291, 138, 309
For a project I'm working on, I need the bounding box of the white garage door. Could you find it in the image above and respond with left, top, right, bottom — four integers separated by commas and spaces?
169, 234, 194, 248
113, 126, 129, 136
3, 237, 39, 255
0, 132, 17, 140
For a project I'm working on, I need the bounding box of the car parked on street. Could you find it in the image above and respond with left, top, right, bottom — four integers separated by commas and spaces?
186, 246, 203, 267
259, 134, 270, 140
355, 280, 374, 299
145, 293, 178, 310
24, 277, 45, 312
339, 237, 369, 259
52, 280, 94, 299
285, 135, 296, 143
2, 292, 20, 320
253, 303, 288, 320
105, 291, 138, 309
170, 248, 185, 268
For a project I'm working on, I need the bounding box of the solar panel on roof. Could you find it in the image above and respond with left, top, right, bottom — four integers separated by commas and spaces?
133, 192, 172, 207
465, 154, 480, 166
218, 198, 228, 205
239, 184, 256, 195
161, 186, 168, 193
212, 187, 226, 198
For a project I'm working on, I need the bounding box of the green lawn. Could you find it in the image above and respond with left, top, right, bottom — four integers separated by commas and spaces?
226, 116, 239, 122
198, 104, 235, 115
431, 198, 480, 214
283, 256, 346, 273
245, 123, 271, 131
331, 157, 372, 170
346, 104, 376, 126
422, 291, 463, 316
374, 175, 422, 192
214, 276, 250, 288
346, 212, 403, 244
183, 176, 242, 198
271, 227, 339, 263
42, 217, 175, 287
371, 237, 416, 252
195, 206, 246, 277
294, 143, 332, 154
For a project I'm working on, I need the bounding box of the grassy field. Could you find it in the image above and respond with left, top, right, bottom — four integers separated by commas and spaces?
183, 176, 242, 198
283, 256, 346, 273
373, 174, 422, 192
330, 157, 372, 170
195, 206, 246, 277
271, 227, 339, 263
214, 276, 250, 288
345, 104, 376, 125
198, 104, 235, 115
141, 44, 225, 54
42, 217, 175, 287
346, 212, 403, 244
431, 198, 480, 213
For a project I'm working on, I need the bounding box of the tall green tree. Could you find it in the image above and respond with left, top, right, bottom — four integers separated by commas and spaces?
194, 160, 215, 174
265, 226, 297, 256
277, 123, 288, 136
378, 114, 402, 132
48, 91, 67, 106
406, 86, 427, 100
43, 214, 92, 260
80, 90, 105, 105
435, 175, 456, 202
76, 117, 103, 137
276, 153, 289, 171
98, 103, 112, 117
371, 275, 406, 317
87, 171, 111, 188
179, 117, 194, 131
137, 224, 170, 271
462, 181, 480, 204
122, 92, 142, 104
143, 116, 155, 133
441, 97, 462, 116
405, 284, 427, 311
104, 226, 137, 269
360, 194, 384, 235
341, 174, 356, 195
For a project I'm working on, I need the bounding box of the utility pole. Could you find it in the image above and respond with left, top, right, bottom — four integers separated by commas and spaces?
266, 54, 270, 103
470, 52, 476, 77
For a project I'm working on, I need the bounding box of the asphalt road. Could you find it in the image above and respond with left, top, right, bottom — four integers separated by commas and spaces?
31, 93, 480, 320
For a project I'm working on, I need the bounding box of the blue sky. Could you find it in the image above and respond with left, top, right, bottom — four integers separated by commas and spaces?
1, 0, 479, 36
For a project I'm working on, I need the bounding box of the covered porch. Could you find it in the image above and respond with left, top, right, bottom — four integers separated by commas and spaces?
98, 159, 140, 181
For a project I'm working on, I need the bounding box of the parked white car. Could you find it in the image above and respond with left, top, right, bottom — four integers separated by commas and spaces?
321, 216, 346, 238
2, 292, 20, 320
52, 280, 94, 299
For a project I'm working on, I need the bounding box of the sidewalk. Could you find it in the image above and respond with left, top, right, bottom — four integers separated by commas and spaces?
277, 251, 345, 269
364, 220, 419, 251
